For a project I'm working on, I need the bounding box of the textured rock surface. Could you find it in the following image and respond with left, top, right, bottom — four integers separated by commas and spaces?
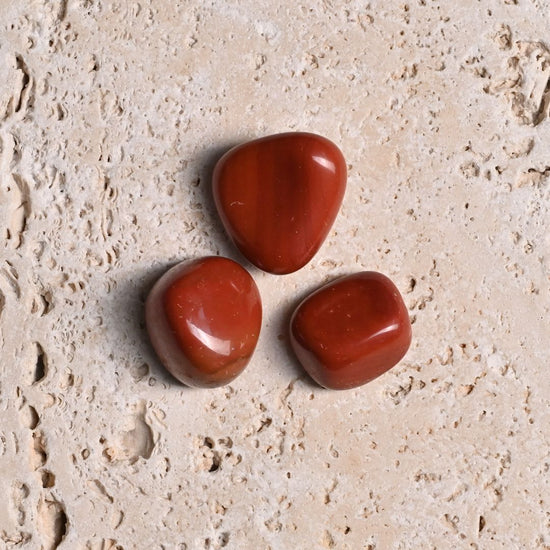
0, 1, 549, 548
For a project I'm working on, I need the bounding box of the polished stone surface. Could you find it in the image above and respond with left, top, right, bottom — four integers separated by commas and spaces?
290, 271, 412, 390
146, 257, 262, 388
213, 132, 347, 274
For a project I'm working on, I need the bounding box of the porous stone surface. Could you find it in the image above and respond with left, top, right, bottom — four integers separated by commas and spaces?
0, 1, 549, 548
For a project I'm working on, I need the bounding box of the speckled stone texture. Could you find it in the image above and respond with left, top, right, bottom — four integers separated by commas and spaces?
0, 1, 549, 549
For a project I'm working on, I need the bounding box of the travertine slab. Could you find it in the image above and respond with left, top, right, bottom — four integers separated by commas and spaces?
1, 1, 549, 548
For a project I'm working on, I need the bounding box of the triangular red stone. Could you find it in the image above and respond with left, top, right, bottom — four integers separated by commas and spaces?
213, 132, 346, 274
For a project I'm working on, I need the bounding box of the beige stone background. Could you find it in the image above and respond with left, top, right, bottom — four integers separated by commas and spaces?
1, 0, 549, 548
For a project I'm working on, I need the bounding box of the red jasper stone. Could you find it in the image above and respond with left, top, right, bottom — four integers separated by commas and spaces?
290, 272, 411, 390
213, 132, 347, 275
145, 257, 262, 388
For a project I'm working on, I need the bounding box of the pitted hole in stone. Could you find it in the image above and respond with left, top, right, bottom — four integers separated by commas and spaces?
33, 343, 48, 384
103, 447, 115, 462
217, 437, 233, 449
12, 481, 29, 526
13, 482, 29, 500
100, 404, 156, 464
31, 431, 47, 470
14, 56, 30, 114
130, 362, 149, 382
41, 470, 56, 488
87, 479, 114, 503
120, 406, 155, 463
479, 516, 486, 532
198, 437, 222, 473
257, 418, 272, 433
21, 404, 40, 429
37, 496, 68, 550
208, 453, 221, 473
40, 290, 53, 316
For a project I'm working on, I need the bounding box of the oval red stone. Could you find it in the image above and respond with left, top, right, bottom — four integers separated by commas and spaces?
213, 132, 347, 275
145, 257, 262, 388
290, 272, 412, 390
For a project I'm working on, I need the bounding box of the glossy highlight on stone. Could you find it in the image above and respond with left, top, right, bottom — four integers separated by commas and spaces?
145, 257, 262, 388
290, 271, 412, 390
213, 132, 347, 275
